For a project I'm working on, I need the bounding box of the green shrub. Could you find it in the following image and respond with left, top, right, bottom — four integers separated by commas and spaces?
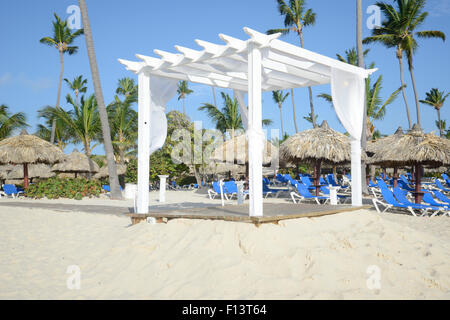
25, 178, 104, 200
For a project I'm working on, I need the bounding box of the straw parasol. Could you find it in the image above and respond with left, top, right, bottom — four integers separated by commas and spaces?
367, 127, 405, 187
280, 120, 352, 195
210, 134, 278, 168
210, 133, 278, 180
52, 149, 99, 178
5, 164, 55, 180
93, 164, 127, 179
0, 130, 64, 188
369, 124, 450, 203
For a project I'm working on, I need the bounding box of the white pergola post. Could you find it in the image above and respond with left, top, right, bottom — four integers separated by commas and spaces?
137, 71, 150, 214
350, 140, 363, 206
247, 42, 263, 217
158, 175, 168, 203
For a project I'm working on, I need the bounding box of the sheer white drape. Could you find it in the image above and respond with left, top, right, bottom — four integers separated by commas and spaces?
234, 90, 249, 130
149, 76, 178, 154
330, 68, 365, 206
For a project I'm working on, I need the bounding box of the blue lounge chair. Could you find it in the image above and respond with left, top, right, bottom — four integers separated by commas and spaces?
102, 185, 123, 192
372, 187, 428, 217
208, 181, 234, 200
398, 179, 415, 192
290, 183, 329, 205
422, 191, 449, 210
1, 184, 24, 198
320, 186, 349, 203
433, 191, 450, 205
262, 182, 285, 198
434, 179, 450, 192
392, 187, 443, 217
442, 174, 450, 187
300, 176, 317, 191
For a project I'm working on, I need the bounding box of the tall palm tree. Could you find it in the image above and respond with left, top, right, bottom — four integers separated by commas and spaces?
64, 75, 88, 105
199, 92, 273, 139
108, 78, 138, 163
37, 105, 72, 151
420, 88, 449, 136
364, 0, 446, 128
177, 81, 193, 115
267, 0, 317, 128
40, 13, 84, 144
78, 0, 121, 199
49, 94, 101, 157
0, 104, 27, 140
272, 90, 289, 136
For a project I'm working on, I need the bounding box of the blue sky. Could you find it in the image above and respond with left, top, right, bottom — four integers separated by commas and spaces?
1, 0, 449, 155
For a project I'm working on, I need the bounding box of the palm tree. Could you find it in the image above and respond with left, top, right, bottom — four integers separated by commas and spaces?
64, 75, 88, 105
0, 104, 27, 140
108, 78, 138, 163
40, 13, 84, 144
318, 75, 403, 140
177, 81, 193, 116
199, 92, 272, 139
37, 106, 72, 150
303, 112, 318, 126
272, 90, 289, 136
49, 94, 101, 157
363, 0, 446, 128
420, 88, 449, 136
267, 0, 317, 128
78, 0, 121, 198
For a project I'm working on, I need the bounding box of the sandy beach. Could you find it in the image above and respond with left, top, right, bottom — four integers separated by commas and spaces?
0, 191, 449, 300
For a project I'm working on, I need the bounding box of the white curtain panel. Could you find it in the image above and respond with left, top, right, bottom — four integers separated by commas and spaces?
234, 90, 249, 130
330, 68, 365, 206
149, 76, 178, 154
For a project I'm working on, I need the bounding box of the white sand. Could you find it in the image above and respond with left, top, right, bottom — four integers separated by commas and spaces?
0, 197, 449, 299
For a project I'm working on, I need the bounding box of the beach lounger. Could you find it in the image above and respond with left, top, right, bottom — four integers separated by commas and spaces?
442, 174, 450, 187
372, 187, 430, 217
208, 182, 226, 200
392, 187, 443, 217
262, 182, 285, 198
434, 179, 450, 193
1, 184, 24, 198
433, 191, 450, 206
421, 191, 449, 211
320, 186, 349, 203
290, 183, 329, 205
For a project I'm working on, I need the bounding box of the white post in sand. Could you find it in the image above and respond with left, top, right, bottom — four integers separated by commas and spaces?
247, 41, 263, 217
136, 71, 150, 214
158, 175, 168, 203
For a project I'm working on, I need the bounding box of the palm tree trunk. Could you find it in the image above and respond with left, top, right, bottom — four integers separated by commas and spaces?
183, 97, 186, 115
408, 63, 421, 126
279, 105, 284, 136
51, 50, 64, 144
291, 88, 299, 133
212, 87, 217, 107
437, 108, 443, 137
299, 30, 317, 128
78, 0, 122, 199
397, 51, 412, 129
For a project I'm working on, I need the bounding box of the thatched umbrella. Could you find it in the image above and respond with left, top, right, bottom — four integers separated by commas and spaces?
0, 164, 13, 180
6, 164, 55, 180
280, 121, 352, 196
93, 163, 126, 179
0, 130, 64, 188
368, 124, 450, 203
52, 149, 99, 178
210, 134, 278, 177
367, 127, 405, 187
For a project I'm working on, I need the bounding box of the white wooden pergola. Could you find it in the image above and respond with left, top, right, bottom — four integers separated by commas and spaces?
119, 27, 376, 217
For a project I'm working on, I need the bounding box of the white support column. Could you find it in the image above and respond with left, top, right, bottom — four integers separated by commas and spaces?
137, 71, 151, 214
158, 175, 168, 203
247, 42, 264, 217
350, 139, 362, 206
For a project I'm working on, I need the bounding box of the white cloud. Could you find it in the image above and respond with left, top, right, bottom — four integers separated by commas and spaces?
0, 72, 12, 86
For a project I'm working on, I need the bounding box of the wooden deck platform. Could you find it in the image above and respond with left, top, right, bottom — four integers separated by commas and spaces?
127, 203, 372, 226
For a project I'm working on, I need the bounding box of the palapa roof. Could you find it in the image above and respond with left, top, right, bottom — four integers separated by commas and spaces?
280, 121, 353, 165
93, 164, 127, 179
368, 124, 450, 167
52, 149, 99, 173
366, 127, 404, 156
4, 164, 55, 179
210, 134, 278, 165
0, 130, 64, 165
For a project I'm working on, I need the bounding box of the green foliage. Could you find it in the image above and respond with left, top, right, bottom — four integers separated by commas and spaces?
0, 104, 28, 140
25, 178, 104, 200
124, 158, 137, 183
40, 13, 84, 55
